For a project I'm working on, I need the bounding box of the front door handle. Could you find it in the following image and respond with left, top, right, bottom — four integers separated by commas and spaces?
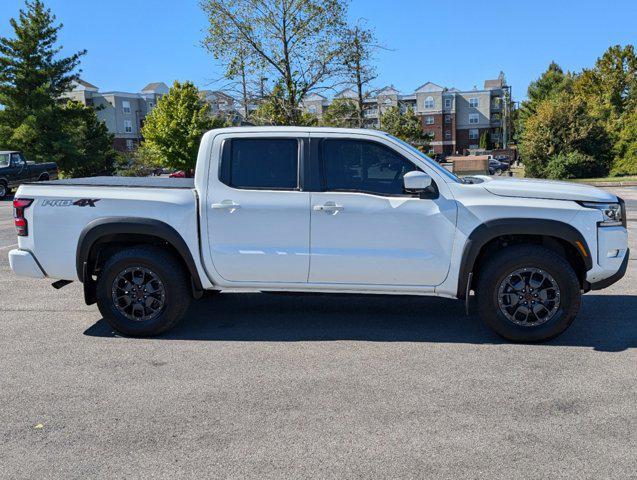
211, 200, 241, 212
313, 202, 344, 214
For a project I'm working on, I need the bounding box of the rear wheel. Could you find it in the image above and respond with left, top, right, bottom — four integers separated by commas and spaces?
476, 245, 581, 342
96, 246, 191, 336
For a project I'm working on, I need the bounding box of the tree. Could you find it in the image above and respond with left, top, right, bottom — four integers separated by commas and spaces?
519, 93, 612, 179
252, 80, 318, 126
140, 81, 227, 174
0, 0, 116, 177
610, 108, 637, 176
320, 97, 358, 128
338, 22, 379, 127
203, 36, 261, 121
518, 62, 573, 130
574, 45, 637, 133
479, 131, 489, 150
380, 106, 427, 149
57, 101, 117, 177
201, 0, 348, 125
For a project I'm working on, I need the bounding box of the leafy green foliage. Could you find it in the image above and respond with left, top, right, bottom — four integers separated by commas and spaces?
544, 151, 597, 180
139, 81, 227, 173
56, 101, 117, 177
610, 109, 637, 175
479, 131, 489, 150
518, 62, 574, 130
519, 46, 636, 179
320, 98, 358, 128
0, 0, 116, 177
380, 106, 427, 149
520, 93, 612, 178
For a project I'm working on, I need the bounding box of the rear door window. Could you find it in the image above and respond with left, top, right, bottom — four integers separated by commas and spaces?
221, 138, 299, 190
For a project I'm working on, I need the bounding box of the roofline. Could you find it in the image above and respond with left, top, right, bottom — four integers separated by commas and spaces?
202, 126, 392, 137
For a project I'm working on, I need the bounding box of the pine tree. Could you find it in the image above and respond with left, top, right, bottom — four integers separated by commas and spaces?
0, 0, 117, 176
0, 0, 85, 161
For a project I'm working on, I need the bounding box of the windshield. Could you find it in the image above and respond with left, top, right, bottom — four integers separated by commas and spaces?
0, 154, 9, 168
385, 134, 460, 183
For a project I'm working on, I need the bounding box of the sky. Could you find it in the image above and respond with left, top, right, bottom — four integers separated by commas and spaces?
1, 0, 635, 101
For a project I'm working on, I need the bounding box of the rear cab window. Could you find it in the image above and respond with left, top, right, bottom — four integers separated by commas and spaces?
220, 138, 299, 190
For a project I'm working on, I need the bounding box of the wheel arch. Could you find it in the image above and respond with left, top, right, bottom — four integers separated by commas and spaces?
456, 218, 593, 300
77, 217, 204, 304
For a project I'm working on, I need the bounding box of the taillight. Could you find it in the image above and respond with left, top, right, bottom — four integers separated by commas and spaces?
13, 198, 34, 236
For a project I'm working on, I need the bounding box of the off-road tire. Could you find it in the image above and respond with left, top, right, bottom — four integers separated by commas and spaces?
0, 181, 8, 199
476, 244, 581, 342
96, 246, 191, 336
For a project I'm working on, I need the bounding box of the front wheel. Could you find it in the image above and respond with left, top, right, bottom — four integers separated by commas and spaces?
96, 246, 191, 336
476, 245, 581, 342
0, 182, 8, 199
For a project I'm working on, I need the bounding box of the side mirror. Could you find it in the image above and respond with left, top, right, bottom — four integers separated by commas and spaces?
403, 171, 432, 192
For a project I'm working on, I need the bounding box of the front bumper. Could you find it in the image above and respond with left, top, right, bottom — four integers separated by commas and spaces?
8, 249, 46, 279
588, 248, 629, 290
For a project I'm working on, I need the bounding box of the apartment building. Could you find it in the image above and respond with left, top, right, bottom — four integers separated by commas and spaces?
301, 75, 510, 157
63, 80, 169, 152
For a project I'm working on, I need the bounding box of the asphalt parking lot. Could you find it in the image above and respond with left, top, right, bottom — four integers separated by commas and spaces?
1, 188, 636, 479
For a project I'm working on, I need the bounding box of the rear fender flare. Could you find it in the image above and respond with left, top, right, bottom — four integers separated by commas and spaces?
77, 217, 204, 293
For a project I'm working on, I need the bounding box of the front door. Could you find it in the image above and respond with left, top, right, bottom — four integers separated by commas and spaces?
308, 137, 456, 286
206, 135, 310, 283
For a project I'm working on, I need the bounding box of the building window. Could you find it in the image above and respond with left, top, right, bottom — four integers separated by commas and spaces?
425, 131, 435, 140
469, 113, 479, 124
469, 144, 479, 150
124, 120, 133, 133
122, 100, 131, 114
308, 105, 317, 114
444, 98, 452, 109
148, 101, 154, 108
126, 139, 134, 151
469, 97, 479, 108
425, 116, 434, 125
424, 96, 434, 109
491, 132, 501, 141
444, 114, 451, 124
445, 130, 451, 139
469, 129, 479, 140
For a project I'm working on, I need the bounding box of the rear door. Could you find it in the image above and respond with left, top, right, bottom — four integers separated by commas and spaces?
205, 133, 311, 283
308, 135, 456, 286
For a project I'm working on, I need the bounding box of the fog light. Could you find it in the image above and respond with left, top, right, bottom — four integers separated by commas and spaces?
607, 249, 620, 258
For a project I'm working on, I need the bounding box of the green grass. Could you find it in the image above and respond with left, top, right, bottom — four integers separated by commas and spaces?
571, 176, 637, 184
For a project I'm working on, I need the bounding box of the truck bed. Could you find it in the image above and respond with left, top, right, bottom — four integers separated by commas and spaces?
33, 176, 195, 189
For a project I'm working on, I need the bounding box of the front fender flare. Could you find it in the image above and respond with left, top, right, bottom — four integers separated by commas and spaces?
456, 218, 593, 299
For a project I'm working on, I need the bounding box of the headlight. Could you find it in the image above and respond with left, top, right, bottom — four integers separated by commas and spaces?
579, 201, 624, 226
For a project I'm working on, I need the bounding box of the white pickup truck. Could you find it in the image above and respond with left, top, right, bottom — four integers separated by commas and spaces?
9, 127, 629, 342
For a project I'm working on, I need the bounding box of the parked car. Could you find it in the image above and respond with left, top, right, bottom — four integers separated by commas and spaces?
488, 159, 510, 176
8, 127, 629, 342
0, 151, 57, 198
169, 170, 186, 178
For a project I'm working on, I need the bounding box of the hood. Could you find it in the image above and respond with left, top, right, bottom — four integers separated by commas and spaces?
474, 176, 617, 203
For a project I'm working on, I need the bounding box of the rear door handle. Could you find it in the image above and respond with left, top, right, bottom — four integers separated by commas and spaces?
211, 200, 241, 212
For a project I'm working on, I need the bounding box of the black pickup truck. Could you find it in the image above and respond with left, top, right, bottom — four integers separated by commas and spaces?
0, 151, 58, 198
